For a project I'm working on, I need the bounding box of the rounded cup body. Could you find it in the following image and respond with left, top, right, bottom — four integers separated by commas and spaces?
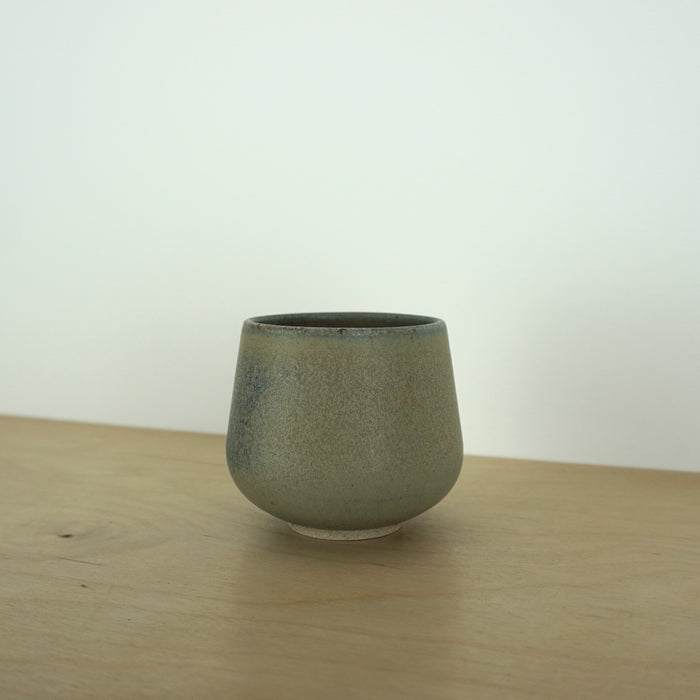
226, 313, 462, 531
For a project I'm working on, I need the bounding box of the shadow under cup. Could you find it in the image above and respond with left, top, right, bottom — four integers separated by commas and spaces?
226, 312, 463, 540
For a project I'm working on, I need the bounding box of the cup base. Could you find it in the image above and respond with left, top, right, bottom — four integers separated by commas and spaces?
288, 523, 402, 541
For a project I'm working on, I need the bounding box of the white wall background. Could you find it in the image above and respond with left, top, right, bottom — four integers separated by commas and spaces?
2, 1, 699, 471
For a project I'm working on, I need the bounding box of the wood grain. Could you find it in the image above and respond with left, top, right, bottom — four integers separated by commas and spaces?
1, 416, 699, 699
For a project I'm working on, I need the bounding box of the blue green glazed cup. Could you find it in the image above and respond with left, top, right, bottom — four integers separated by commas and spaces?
226, 312, 463, 540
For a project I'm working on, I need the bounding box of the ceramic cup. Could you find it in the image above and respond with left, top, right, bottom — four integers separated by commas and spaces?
226, 312, 463, 540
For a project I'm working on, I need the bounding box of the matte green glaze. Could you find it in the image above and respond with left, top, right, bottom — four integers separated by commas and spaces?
226, 313, 462, 536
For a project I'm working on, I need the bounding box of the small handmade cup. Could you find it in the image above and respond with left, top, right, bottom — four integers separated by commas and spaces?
226, 312, 462, 540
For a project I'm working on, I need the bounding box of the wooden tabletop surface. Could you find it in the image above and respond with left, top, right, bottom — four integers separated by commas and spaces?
1, 416, 699, 699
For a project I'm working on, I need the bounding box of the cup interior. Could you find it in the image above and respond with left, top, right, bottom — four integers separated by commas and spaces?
248, 312, 440, 329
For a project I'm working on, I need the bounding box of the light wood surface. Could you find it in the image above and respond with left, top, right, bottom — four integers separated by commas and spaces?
1, 416, 699, 699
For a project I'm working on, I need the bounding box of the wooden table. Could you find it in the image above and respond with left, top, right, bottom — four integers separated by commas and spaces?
1, 416, 699, 699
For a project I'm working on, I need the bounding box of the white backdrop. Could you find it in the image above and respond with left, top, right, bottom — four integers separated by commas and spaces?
2, 2, 699, 470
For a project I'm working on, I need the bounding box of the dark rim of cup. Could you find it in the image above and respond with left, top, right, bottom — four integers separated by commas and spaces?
245, 312, 445, 335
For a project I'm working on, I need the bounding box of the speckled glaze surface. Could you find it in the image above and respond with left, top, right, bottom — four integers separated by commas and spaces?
226, 313, 463, 538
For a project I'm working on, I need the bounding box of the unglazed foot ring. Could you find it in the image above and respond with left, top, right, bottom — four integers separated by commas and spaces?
288, 523, 402, 541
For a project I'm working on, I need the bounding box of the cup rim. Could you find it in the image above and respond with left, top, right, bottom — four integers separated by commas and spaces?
244, 312, 445, 334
